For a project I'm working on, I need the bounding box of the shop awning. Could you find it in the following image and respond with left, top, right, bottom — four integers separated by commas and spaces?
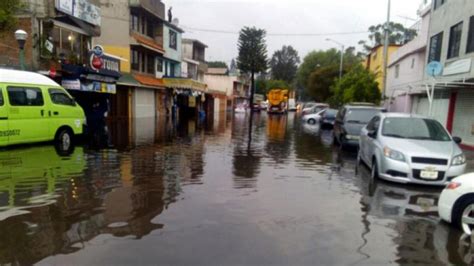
163, 78, 207, 92
117, 73, 141, 87
133, 73, 165, 89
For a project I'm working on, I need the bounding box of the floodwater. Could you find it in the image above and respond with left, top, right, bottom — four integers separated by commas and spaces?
0, 112, 473, 265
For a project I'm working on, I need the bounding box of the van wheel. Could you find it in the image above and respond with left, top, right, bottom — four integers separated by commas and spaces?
308, 118, 316, 124
56, 129, 73, 152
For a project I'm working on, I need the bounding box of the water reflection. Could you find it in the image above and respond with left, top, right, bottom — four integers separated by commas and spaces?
0, 112, 473, 265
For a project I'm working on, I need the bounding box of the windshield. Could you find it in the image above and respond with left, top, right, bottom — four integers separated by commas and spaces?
345, 108, 381, 124
382, 117, 451, 141
324, 109, 337, 118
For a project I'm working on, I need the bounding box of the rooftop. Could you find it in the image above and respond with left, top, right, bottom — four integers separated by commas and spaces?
183, 38, 208, 48
0, 69, 59, 86
206, 68, 228, 75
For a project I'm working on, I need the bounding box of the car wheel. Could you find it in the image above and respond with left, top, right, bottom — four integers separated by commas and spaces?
371, 159, 379, 180
56, 128, 73, 152
308, 118, 316, 124
454, 199, 474, 235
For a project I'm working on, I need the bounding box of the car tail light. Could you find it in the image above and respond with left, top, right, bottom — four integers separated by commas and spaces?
446, 182, 462, 190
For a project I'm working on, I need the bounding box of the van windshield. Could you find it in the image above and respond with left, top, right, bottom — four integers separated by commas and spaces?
345, 109, 381, 124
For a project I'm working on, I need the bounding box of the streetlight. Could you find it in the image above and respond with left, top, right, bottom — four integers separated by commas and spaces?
14, 29, 28, 70
326, 38, 344, 79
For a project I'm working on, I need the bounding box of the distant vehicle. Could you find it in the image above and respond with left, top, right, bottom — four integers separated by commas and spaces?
333, 104, 384, 148
359, 113, 466, 186
438, 173, 474, 235
288, 99, 297, 111
302, 109, 326, 124
301, 103, 329, 116
253, 94, 264, 112
320, 108, 337, 127
267, 89, 288, 114
0, 69, 85, 150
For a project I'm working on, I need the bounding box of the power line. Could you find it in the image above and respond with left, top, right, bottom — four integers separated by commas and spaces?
181, 26, 369, 37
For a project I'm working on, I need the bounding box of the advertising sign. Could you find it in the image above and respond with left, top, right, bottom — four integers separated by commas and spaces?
55, 0, 101, 26
87, 45, 121, 78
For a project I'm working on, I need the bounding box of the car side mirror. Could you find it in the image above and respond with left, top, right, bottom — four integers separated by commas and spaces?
453, 136, 462, 144
368, 130, 377, 139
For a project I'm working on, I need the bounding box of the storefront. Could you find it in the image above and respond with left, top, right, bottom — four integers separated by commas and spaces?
162, 78, 207, 120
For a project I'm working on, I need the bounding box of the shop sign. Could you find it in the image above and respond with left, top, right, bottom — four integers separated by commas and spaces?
443, 58, 472, 76
81, 81, 116, 94
55, 0, 101, 26
62, 79, 81, 90
62, 79, 116, 94
88, 45, 121, 78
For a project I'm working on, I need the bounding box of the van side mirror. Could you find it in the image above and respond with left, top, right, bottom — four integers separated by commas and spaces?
453, 136, 462, 144
368, 130, 377, 139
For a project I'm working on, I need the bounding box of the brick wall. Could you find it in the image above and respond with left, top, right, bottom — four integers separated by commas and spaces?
0, 18, 34, 70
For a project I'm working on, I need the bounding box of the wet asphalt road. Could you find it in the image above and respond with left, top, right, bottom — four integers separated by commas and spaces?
0, 112, 473, 265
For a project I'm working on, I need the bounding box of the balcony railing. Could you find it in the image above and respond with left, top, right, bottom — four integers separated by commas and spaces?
129, 0, 165, 20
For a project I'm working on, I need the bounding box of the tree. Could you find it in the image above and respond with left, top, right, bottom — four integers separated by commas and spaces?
237, 27, 268, 109
207, 61, 228, 69
330, 65, 381, 107
270, 45, 300, 83
298, 48, 361, 102
359, 22, 417, 54
0, 0, 22, 31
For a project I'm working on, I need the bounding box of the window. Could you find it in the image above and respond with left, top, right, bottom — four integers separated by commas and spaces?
131, 13, 139, 32
434, 0, 446, 10
411, 58, 416, 69
366, 116, 380, 132
395, 64, 400, 78
157, 58, 163, 72
170, 62, 175, 77
466, 16, 474, 53
7, 87, 44, 106
169, 30, 177, 49
147, 55, 155, 74
146, 18, 154, 38
0, 89, 3, 106
382, 117, 451, 141
131, 49, 139, 71
140, 52, 146, 72
428, 32, 443, 62
448, 22, 463, 59
49, 89, 75, 106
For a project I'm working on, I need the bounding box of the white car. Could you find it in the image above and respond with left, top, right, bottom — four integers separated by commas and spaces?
302, 109, 326, 124
438, 173, 474, 235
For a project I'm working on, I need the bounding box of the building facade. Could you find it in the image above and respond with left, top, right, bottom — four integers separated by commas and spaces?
423, 0, 474, 148
365, 44, 401, 92
386, 5, 431, 113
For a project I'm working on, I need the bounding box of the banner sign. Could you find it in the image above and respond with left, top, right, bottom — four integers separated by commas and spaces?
55, 0, 101, 26
87, 45, 121, 78
62, 79, 116, 94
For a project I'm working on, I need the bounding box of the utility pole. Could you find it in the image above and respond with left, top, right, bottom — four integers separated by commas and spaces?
382, 0, 391, 101
326, 38, 344, 79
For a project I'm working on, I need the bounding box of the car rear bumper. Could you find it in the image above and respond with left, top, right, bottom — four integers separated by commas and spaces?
378, 158, 466, 186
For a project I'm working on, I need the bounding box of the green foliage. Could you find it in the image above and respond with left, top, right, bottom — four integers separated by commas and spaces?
330, 65, 381, 107
270, 45, 300, 83
359, 22, 418, 54
237, 27, 268, 74
297, 47, 361, 102
207, 61, 228, 69
255, 79, 290, 96
0, 0, 22, 31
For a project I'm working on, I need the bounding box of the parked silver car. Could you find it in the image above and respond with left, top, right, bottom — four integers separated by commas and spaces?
358, 113, 466, 186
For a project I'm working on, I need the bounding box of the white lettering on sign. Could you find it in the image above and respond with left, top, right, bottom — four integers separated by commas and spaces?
103, 58, 119, 72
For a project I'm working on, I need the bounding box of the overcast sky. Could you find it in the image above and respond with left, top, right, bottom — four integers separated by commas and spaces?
163, 0, 427, 64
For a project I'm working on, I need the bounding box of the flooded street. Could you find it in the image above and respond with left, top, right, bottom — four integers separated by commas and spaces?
0, 113, 472, 265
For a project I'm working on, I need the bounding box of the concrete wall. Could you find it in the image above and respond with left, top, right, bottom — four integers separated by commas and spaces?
95, 0, 131, 73
428, 0, 474, 80
204, 74, 236, 96
163, 25, 182, 63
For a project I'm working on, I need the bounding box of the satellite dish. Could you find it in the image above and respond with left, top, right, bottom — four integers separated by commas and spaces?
172, 18, 179, 26
426, 61, 443, 77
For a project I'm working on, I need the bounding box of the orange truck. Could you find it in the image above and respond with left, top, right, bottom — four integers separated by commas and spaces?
267, 89, 289, 114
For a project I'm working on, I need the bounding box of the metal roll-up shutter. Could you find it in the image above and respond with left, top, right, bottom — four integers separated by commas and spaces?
133, 88, 156, 118
453, 89, 474, 146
